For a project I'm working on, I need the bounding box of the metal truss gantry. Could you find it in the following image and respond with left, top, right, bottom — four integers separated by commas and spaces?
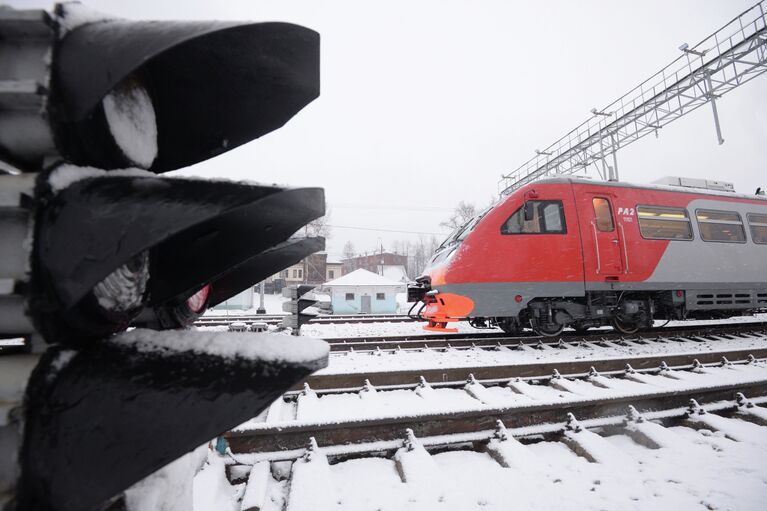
499, 1, 767, 196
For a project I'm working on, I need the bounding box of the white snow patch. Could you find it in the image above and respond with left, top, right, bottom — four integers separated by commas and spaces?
55, 2, 114, 34
47, 349, 76, 379
92, 252, 149, 312
317, 325, 767, 376
103, 81, 158, 168
109, 329, 328, 367
47, 165, 155, 193
192, 449, 241, 511
125, 443, 208, 511
286, 444, 335, 511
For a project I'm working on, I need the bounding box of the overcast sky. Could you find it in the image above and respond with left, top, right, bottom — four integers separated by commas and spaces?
13, 0, 767, 258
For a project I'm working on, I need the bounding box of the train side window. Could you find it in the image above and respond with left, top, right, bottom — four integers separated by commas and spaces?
501, 200, 566, 235
345, 293, 354, 301
636, 205, 693, 240
695, 209, 746, 243
592, 197, 614, 232
747, 213, 767, 244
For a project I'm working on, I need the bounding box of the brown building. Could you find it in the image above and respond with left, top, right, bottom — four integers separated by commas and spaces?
265, 253, 343, 291
342, 252, 408, 275
302, 253, 328, 284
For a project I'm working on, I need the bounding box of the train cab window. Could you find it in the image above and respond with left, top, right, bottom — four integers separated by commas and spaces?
501, 200, 566, 235
696, 209, 746, 243
637, 205, 693, 240
592, 198, 614, 232
437, 207, 492, 250
747, 213, 767, 244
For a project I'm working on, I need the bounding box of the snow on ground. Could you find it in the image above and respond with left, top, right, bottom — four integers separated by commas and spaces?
318, 331, 767, 376
301, 317, 483, 338
194, 312, 767, 375
193, 313, 767, 510
216, 418, 767, 511
193, 450, 243, 511
301, 312, 767, 340
238, 363, 767, 428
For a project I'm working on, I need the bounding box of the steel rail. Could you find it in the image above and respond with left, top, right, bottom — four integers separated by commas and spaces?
227, 358, 767, 456
322, 320, 767, 353
296, 342, 767, 391
229, 394, 767, 464
194, 314, 417, 327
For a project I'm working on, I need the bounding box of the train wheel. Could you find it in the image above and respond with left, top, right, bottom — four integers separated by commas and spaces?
533, 322, 565, 337
611, 317, 639, 334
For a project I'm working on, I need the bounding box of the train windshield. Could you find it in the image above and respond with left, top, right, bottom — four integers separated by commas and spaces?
436, 206, 493, 250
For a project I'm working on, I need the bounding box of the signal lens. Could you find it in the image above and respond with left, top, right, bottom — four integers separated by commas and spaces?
102, 75, 158, 169
186, 284, 211, 314
92, 252, 149, 313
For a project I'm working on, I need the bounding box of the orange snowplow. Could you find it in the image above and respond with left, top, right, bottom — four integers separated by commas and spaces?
419, 291, 474, 333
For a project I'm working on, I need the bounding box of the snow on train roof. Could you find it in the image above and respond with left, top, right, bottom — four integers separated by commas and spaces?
530, 176, 767, 202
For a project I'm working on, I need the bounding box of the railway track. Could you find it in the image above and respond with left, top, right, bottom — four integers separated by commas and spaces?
298, 330, 767, 391
221, 352, 767, 510
321, 320, 767, 352
194, 313, 416, 327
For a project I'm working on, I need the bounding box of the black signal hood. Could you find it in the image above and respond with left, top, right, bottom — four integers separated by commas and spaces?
50, 5, 320, 172
31, 169, 325, 344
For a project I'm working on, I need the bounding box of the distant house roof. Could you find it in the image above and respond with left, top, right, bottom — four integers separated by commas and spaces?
323, 268, 403, 287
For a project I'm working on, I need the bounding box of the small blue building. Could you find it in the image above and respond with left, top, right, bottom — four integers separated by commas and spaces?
323, 269, 404, 314
210, 287, 254, 311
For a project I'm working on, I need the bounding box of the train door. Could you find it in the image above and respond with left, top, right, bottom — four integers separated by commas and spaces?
584, 195, 625, 280
361, 294, 372, 313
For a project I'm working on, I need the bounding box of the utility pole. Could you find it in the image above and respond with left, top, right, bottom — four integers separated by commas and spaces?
256, 281, 266, 314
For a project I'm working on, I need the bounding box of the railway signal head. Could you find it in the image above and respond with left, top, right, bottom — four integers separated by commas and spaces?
1, 2, 319, 173
28, 169, 326, 344
0, 3, 328, 509
282, 284, 321, 334
0, 3, 323, 344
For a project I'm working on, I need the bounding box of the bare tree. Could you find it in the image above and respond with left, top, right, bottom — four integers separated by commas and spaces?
439, 201, 477, 230
304, 207, 332, 239
408, 236, 430, 278
342, 240, 356, 260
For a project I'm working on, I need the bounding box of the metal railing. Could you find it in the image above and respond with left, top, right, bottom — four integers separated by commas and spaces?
499, 1, 767, 196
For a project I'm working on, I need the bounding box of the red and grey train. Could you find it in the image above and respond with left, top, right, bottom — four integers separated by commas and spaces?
408, 177, 767, 335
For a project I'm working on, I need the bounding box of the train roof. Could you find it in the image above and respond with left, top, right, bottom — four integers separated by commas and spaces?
529, 176, 767, 203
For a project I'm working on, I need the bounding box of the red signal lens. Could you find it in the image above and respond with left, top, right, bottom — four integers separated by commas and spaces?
186, 284, 211, 313
676, 290, 684, 297
515, 294, 523, 303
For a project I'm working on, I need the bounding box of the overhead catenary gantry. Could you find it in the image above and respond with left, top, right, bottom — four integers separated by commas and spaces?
499, 1, 767, 196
